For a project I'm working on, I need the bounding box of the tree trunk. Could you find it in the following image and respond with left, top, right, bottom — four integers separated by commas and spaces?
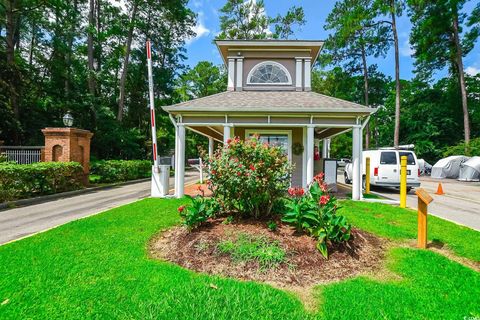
452, 13, 470, 151
6, 0, 20, 143
117, 1, 139, 122
29, 22, 36, 66
391, 0, 401, 148
87, 0, 96, 96
361, 44, 370, 149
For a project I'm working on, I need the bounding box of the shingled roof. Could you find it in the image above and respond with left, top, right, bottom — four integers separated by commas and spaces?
162, 91, 374, 114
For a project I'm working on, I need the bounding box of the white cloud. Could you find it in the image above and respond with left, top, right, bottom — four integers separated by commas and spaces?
400, 39, 415, 57
465, 66, 480, 76
192, 0, 202, 8
187, 19, 210, 45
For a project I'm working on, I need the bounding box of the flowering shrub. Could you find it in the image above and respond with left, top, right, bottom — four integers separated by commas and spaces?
282, 172, 351, 258
206, 136, 292, 218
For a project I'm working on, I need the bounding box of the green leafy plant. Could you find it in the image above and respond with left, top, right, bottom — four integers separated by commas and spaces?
206, 136, 292, 219
282, 173, 351, 258
267, 221, 278, 232
223, 215, 235, 224
178, 194, 219, 230
216, 233, 286, 270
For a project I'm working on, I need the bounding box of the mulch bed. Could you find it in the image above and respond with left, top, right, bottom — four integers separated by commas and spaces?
150, 218, 388, 290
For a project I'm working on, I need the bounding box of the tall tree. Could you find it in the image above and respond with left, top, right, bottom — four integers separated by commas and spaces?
323, 0, 390, 148
373, 0, 405, 147
217, 0, 305, 40
408, 0, 479, 151
175, 61, 227, 101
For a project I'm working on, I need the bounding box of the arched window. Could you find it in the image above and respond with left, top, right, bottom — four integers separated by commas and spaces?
247, 61, 292, 85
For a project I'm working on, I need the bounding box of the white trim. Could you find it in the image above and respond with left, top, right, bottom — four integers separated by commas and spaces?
228, 58, 235, 90
245, 129, 293, 162
246, 61, 293, 86
302, 127, 307, 188
236, 58, 243, 90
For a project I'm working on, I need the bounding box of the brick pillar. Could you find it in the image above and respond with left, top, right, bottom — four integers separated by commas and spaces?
42, 128, 94, 183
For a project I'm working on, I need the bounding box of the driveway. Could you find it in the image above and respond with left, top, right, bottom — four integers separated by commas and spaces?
338, 170, 480, 231
0, 171, 199, 245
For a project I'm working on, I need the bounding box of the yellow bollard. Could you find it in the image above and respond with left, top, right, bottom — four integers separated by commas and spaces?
365, 157, 371, 194
400, 155, 407, 208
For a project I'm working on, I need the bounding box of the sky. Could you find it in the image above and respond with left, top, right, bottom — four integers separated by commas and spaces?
183, 0, 480, 81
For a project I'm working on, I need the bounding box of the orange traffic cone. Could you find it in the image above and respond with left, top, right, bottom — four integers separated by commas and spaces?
435, 183, 445, 195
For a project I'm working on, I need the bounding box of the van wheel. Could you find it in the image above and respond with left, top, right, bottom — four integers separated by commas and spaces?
344, 172, 351, 184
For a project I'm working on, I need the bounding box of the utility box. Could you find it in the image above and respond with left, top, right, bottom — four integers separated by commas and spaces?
151, 164, 170, 197
318, 158, 338, 192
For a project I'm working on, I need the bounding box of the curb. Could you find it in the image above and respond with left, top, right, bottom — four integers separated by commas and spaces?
0, 178, 151, 211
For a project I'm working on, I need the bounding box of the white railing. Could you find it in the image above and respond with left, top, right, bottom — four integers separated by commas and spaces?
0, 146, 43, 164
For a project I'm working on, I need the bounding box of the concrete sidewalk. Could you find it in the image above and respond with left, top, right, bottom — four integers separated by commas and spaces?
0, 171, 198, 245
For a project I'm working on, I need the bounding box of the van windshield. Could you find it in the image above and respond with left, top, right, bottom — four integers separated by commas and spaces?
399, 152, 416, 165
380, 152, 397, 164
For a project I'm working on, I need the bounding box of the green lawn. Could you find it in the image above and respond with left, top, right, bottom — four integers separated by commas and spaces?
339, 200, 480, 261
0, 198, 479, 319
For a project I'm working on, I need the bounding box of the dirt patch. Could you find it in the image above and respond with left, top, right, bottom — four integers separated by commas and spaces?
150, 218, 388, 290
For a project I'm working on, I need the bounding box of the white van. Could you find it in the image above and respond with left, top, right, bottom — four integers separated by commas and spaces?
344, 149, 421, 191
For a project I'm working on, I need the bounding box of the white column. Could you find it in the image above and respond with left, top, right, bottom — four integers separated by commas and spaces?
304, 58, 311, 91
302, 127, 307, 188
227, 58, 235, 91
295, 58, 303, 91
352, 126, 361, 200
208, 137, 214, 158
236, 58, 243, 91
326, 138, 331, 158
322, 139, 328, 158
306, 125, 315, 185
223, 125, 231, 143
174, 125, 179, 196
176, 124, 185, 198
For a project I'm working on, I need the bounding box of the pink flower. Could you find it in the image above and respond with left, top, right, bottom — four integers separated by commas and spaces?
237, 172, 241, 176
320, 182, 328, 192
288, 187, 296, 196
226, 138, 232, 144
314, 172, 325, 184
319, 195, 330, 206
288, 187, 305, 197
249, 164, 255, 171
177, 205, 186, 213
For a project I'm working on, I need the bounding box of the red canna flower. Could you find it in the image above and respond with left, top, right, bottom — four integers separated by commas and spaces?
226, 138, 232, 144
177, 205, 186, 213
319, 195, 330, 206
249, 164, 255, 171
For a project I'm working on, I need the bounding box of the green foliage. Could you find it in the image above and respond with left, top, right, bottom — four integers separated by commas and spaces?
178, 194, 219, 230
217, 0, 305, 40
267, 221, 278, 232
175, 61, 227, 101
89, 160, 151, 183
207, 136, 292, 218
282, 174, 351, 258
216, 233, 286, 270
443, 137, 480, 157
0, 162, 84, 202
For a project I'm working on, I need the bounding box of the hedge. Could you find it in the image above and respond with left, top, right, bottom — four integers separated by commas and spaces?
89, 160, 151, 183
0, 162, 85, 203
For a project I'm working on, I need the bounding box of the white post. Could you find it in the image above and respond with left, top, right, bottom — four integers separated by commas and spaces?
223, 125, 231, 143
352, 126, 361, 200
199, 158, 203, 184
322, 139, 328, 158
306, 125, 315, 185
327, 138, 331, 158
176, 124, 185, 198
236, 58, 243, 91
228, 58, 235, 91
302, 127, 307, 188
304, 58, 311, 91
295, 58, 303, 91
208, 137, 214, 158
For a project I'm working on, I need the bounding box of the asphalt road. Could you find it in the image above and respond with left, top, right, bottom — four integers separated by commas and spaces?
0, 171, 199, 245
338, 170, 480, 231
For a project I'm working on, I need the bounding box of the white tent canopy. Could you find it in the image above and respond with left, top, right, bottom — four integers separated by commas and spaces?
431, 155, 470, 179
458, 156, 480, 181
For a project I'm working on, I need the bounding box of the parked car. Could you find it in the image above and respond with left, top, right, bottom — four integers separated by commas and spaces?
344, 149, 421, 191
337, 158, 351, 167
